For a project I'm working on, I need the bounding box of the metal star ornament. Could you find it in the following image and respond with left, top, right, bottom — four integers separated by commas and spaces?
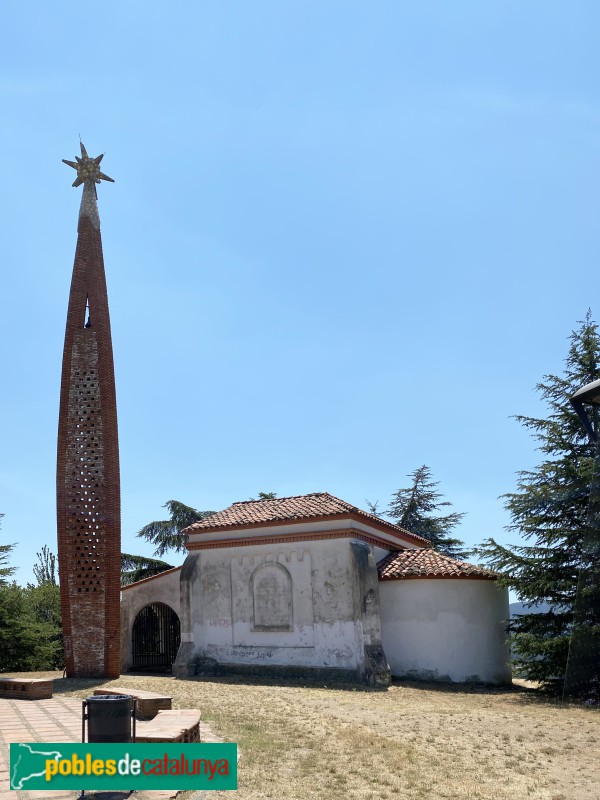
62, 141, 114, 187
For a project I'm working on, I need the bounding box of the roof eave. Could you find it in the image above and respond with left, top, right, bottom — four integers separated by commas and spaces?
184, 511, 430, 548
378, 572, 498, 581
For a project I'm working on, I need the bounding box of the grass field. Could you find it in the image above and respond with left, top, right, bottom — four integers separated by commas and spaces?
9, 672, 600, 800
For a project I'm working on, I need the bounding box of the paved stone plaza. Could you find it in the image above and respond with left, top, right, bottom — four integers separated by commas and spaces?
0, 696, 220, 800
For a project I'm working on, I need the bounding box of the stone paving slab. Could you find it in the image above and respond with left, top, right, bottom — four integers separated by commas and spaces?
0, 697, 221, 800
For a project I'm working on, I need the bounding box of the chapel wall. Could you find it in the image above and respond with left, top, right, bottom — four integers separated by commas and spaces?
175, 538, 387, 681
379, 578, 511, 684
120, 568, 181, 672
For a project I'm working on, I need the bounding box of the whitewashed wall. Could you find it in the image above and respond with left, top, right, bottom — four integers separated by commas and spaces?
175, 538, 386, 680
379, 578, 511, 684
120, 568, 181, 672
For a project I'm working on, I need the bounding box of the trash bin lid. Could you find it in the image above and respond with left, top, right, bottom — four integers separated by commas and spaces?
86, 694, 132, 701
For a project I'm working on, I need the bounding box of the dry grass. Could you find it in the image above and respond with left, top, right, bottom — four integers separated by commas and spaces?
9, 671, 600, 800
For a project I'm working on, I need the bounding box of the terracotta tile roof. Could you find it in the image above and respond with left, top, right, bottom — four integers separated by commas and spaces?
377, 549, 497, 580
185, 492, 431, 546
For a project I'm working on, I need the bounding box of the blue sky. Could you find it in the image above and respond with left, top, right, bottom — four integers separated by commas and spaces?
1, 1, 599, 587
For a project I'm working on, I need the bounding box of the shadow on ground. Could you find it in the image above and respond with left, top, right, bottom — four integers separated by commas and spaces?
11, 668, 585, 711
49, 671, 541, 700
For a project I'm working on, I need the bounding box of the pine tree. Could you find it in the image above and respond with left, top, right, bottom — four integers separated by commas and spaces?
137, 500, 216, 557
33, 545, 57, 585
0, 523, 63, 670
0, 582, 63, 671
136, 495, 276, 559
386, 466, 468, 558
120, 553, 174, 586
477, 312, 600, 698
0, 514, 16, 586
24, 582, 64, 669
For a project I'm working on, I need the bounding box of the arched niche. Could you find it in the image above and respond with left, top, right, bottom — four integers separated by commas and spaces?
251, 561, 293, 631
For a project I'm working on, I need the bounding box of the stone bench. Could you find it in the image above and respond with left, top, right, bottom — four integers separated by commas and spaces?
93, 687, 172, 720
135, 709, 201, 743
0, 678, 53, 700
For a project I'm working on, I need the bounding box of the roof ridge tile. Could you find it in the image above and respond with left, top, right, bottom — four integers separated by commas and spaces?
183, 492, 431, 546
230, 492, 329, 507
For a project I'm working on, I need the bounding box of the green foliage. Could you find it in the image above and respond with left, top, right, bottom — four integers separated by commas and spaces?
0, 582, 63, 671
33, 545, 57, 585
23, 582, 64, 669
0, 528, 64, 671
477, 312, 600, 698
121, 553, 174, 586
0, 514, 16, 586
137, 500, 216, 557
135, 494, 277, 560
365, 500, 380, 516
386, 466, 468, 559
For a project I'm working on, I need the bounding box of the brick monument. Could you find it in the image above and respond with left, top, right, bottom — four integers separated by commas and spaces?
57, 143, 120, 677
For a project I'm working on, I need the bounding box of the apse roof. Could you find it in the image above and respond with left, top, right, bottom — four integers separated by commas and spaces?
377, 549, 497, 580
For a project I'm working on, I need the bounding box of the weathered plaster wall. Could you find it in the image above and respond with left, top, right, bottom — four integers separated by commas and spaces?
174, 539, 389, 682
379, 579, 511, 684
120, 568, 181, 672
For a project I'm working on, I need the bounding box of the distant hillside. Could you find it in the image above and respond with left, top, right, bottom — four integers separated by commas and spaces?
510, 601, 551, 616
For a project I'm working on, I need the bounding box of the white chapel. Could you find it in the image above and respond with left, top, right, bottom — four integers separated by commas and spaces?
120, 492, 511, 686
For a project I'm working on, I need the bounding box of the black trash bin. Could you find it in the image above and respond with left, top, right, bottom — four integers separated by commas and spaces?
82, 694, 136, 743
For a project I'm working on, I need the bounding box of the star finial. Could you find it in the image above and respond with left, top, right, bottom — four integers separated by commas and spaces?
62, 141, 114, 188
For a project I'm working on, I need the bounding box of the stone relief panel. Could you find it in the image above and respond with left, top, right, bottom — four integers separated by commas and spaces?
230, 550, 315, 648
251, 562, 293, 631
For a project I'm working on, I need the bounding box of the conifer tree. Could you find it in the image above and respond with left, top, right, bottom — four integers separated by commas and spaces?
33, 545, 57, 586
0, 582, 63, 671
136, 495, 276, 559
136, 500, 216, 557
0, 514, 16, 586
477, 312, 600, 698
120, 553, 174, 586
386, 466, 468, 559
0, 521, 63, 670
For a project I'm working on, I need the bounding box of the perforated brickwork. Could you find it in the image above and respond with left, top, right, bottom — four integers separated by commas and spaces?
67, 335, 104, 591
57, 187, 121, 679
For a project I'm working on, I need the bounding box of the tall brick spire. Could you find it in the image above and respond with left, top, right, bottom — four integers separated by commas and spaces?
57, 143, 120, 677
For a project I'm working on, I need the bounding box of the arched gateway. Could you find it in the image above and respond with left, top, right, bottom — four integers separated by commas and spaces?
131, 603, 181, 672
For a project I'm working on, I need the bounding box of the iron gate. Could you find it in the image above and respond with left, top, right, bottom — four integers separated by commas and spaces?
131, 602, 181, 672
